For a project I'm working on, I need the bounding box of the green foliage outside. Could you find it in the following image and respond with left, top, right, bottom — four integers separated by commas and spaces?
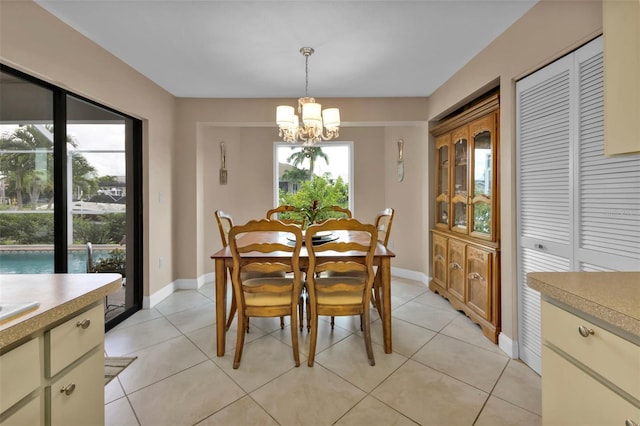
0, 213, 54, 244
0, 213, 125, 245
92, 248, 126, 277
278, 175, 349, 225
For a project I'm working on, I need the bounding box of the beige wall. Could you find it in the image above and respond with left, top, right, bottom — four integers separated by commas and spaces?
427, 0, 603, 342
0, 1, 176, 299
175, 98, 429, 283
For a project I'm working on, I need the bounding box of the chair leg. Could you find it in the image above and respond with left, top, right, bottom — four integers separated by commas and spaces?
298, 291, 305, 331
308, 311, 318, 367
330, 316, 335, 330
233, 314, 247, 369
290, 311, 300, 367
362, 310, 375, 366
225, 285, 236, 331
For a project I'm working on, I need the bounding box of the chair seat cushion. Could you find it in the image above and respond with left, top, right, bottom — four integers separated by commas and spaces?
316, 276, 365, 305
243, 277, 294, 306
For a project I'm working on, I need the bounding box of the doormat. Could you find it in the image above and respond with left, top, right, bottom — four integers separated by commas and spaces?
105, 356, 137, 385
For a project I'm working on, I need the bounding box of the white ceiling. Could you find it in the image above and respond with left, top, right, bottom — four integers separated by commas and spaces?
36, 0, 537, 99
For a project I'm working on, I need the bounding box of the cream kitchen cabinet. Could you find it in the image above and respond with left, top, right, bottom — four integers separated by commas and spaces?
0, 303, 105, 426
541, 301, 640, 426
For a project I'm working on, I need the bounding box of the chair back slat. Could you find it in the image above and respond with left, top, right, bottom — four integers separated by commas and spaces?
375, 207, 395, 246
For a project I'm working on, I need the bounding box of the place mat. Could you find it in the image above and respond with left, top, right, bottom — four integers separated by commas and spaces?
105, 356, 137, 385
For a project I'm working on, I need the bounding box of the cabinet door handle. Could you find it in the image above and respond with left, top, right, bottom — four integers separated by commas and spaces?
435, 255, 445, 262
449, 262, 462, 270
76, 319, 91, 329
578, 325, 594, 337
60, 383, 76, 396
625, 420, 639, 426
468, 272, 486, 282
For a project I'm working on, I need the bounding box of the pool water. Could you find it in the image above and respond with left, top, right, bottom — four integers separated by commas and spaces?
0, 251, 111, 274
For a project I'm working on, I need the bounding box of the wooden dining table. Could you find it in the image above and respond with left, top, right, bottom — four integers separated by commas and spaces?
210, 229, 396, 356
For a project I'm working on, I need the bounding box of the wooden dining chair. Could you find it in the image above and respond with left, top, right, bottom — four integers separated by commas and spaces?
228, 219, 304, 368
266, 205, 306, 227
371, 207, 395, 316
215, 210, 286, 332
305, 218, 378, 366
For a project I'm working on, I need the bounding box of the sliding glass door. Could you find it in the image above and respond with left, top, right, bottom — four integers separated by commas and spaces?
0, 65, 142, 329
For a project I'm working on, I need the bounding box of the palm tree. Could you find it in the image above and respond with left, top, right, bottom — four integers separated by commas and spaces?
286, 146, 329, 180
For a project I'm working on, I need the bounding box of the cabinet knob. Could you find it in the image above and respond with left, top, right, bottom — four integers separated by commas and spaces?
76, 319, 91, 329
435, 254, 445, 262
449, 262, 462, 270
578, 325, 594, 337
468, 272, 486, 282
625, 420, 639, 426
60, 383, 76, 396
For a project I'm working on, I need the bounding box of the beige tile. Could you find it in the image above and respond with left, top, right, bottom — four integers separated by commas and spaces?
105, 397, 139, 426
368, 317, 436, 358
154, 290, 213, 316
315, 334, 407, 392
475, 396, 542, 426
273, 320, 352, 357
195, 396, 278, 426
492, 360, 542, 415
105, 378, 125, 404
117, 335, 207, 394
392, 301, 460, 332
372, 359, 488, 425
128, 361, 245, 426
186, 322, 269, 359
211, 334, 304, 392
110, 308, 163, 331
412, 333, 509, 392
251, 364, 365, 425
334, 396, 418, 425
105, 316, 181, 355
440, 314, 506, 355
389, 279, 429, 302
412, 289, 456, 311
197, 283, 217, 301
165, 302, 216, 334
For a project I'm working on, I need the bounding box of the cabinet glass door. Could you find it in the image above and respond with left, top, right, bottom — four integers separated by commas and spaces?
470, 115, 495, 239
451, 127, 468, 233
435, 135, 450, 229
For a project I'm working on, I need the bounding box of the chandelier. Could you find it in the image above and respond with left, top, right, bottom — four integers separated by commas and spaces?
276, 47, 340, 146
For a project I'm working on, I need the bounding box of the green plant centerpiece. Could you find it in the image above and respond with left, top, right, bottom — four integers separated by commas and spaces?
278, 175, 349, 228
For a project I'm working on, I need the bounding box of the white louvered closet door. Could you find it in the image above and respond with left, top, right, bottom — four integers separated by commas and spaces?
516, 49, 575, 375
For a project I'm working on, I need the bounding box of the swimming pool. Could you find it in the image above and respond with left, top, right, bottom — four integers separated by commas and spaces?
0, 250, 112, 274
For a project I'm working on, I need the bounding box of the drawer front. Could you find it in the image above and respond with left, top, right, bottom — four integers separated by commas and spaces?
49, 349, 104, 426
48, 304, 103, 377
0, 395, 42, 426
542, 345, 640, 426
0, 337, 41, 412
542, 301, 640, 399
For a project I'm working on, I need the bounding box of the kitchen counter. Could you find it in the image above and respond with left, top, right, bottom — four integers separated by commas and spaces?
0, 273, 122, 351
527, 272, 640, 342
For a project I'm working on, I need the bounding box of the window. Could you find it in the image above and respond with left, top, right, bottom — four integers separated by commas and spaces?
274, 142, 353, 215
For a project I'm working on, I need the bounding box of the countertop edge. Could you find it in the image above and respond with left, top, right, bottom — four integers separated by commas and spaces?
528, 273, 640, 341
0, 275, 122, 350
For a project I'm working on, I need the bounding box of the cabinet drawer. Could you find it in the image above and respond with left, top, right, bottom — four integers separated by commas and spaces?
0, 337, 41, 413
49, 349, 104, 426
0, 395, 42, 426
48, 304, 103, 377
542, 301, 640, 399
542, 345, 640, 426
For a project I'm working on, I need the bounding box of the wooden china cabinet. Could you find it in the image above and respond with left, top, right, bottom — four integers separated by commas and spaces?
430, 93, 501, 343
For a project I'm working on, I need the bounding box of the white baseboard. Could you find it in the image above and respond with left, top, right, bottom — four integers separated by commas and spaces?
175, 278, 198, 290
391, 267, 429, 285
143, 280, 177, 309
498, 332, 518, 359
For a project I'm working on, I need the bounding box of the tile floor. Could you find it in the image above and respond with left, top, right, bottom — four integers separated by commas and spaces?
104, 277, 541, 426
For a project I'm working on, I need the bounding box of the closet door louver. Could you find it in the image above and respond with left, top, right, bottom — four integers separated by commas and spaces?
576, 50, 640, 271
516, 52, 574, 374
